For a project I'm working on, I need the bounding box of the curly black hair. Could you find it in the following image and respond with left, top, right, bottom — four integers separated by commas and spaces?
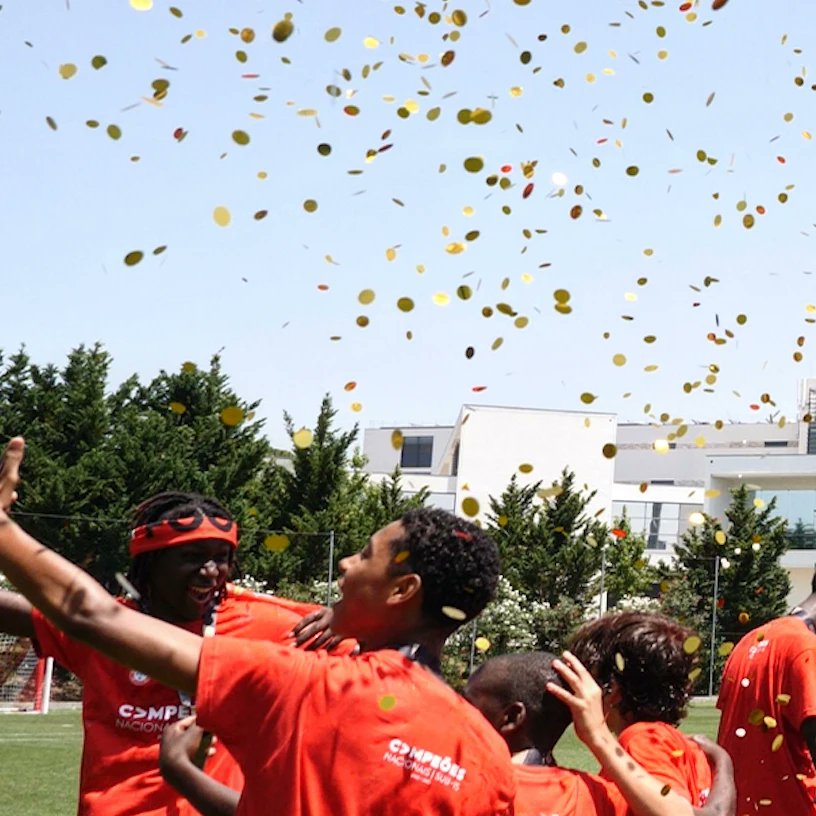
126, 491, 235, 603
388, 507, 500, 630
568, 611, 698, 726
469, 652, 573, 751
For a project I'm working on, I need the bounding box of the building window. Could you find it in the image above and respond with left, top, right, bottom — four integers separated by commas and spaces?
451, 443, 460, 476
764, 440, 788, 448
400, 436, 434, 468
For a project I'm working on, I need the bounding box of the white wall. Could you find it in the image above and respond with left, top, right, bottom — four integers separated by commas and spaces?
363, 426, 454, 474
453, 406, 617, 524
615, 423, 797, 485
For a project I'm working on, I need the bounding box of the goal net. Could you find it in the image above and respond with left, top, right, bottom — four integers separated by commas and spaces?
0, 633, 47, 711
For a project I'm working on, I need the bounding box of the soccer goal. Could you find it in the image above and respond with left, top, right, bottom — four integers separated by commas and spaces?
0, 633, 52, 712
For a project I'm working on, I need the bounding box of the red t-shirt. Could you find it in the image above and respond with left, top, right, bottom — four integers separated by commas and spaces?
610, 721, 711, 806
197, 638, 516, 816
717, 616, 816, 812
33, 586, 339, 816
512, 765, 626, 816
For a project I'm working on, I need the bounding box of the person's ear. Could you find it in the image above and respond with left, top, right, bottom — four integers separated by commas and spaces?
499, 701, 527, 736
387, 572, 422, 607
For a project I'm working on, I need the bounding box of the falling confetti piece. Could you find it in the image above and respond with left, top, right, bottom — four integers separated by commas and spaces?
324, 26, 342, 42
475, 637, 491, 652
123, 251, 144, 267
396, 297, 415, 312
432, 292, 451, 306
58, 63, 77, 80
602, 443, 617, 459
220, 406, 244, 426
688, 512, 705, 526
391, 430, 404, 450
293, 428, 313, 449
232, 130, 250, 146
358, 289, 375, 305
350, 402, 363, 412
718, 642, 734, 657
272, 18, 294, 42
615, 653, 626, 672
379, 694, 397, 711
715, 530, 727, 544
213, 206, 231, 227
169, 402, 187, 415
518, 463, 534, 474
461, 497, 479, 517
442, 606, 467, 621
129, 0, 153, 10
264, 534, 290, 553
91, 55, 107, 69
107, 124, 122, 140
683, 636, 702, 655
303, 199, 318, 213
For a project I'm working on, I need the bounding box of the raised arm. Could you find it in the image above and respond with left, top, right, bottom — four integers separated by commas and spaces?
160, 716, 240, 816
690, 735, 735, 816
547, 651, 702, 816
0, 589, 35, 638
0, 438, 201, 694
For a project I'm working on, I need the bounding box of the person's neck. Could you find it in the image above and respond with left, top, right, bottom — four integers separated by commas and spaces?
361, 626, 448, 662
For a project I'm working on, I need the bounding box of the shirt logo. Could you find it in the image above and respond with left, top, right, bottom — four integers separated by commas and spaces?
383, 738, 468, 791
129, 670, 151, 686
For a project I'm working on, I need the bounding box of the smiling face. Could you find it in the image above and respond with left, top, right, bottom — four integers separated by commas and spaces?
145, 539, 233, 623
331, 520, 421, 648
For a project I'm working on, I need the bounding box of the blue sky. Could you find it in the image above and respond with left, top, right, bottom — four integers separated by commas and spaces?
2, 0, 815, 447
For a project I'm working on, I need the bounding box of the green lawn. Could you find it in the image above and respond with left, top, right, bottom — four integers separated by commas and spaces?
0, 709, 82, 816
0, 702, 720, 815
555, 699, 720, 771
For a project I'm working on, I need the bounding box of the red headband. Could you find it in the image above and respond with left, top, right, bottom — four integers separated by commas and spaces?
130, 515, 239, 557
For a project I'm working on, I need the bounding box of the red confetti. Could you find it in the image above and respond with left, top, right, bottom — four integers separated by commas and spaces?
523, 182, 534, 199
756, 205, 766, 215
749, 404, 761, 411
173, 127, 187, 141
717, 597, 725, 609
611, 528, 627, 539
241, 73, 260, 79
472, 385, 487, 392
453, 529, 473, 541
317, 284, 329, 291
679, 1, 692, 10
776, 156, 786, 164
500, 164, 513, 173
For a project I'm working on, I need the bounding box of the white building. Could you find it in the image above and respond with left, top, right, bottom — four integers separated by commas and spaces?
362, 381, 816, 605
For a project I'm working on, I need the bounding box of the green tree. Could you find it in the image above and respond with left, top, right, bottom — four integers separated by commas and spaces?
660, 485, 792, 692
486, 469, 606, 607
603, 511, 658, 607
0, 346, 275, 587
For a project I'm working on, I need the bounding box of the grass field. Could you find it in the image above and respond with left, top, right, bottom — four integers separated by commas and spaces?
0, 702, 720, 816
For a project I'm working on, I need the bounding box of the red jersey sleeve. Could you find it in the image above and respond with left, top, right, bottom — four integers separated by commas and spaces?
197, 636, 314, 751
617, 723, 695, 802
787, 647, 816, 729
30, 607, 93, 677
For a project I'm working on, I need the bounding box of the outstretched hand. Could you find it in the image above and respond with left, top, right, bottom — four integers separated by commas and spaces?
546, 650, 608, 749
160, 715, 215, 777
0, 437, 24, 515
291, 606, 346, 651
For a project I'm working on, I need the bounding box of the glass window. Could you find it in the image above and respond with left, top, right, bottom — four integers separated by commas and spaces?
400, 436, 434, 468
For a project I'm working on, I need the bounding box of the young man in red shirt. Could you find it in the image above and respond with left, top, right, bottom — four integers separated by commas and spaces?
464, 650, 735, 816
569, 612, 713, 807
0, 437, 515, 816
0, 488, 344, 816
717, 576, 816, 812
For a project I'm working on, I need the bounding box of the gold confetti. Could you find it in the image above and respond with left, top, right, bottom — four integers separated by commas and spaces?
220, 406, 244, 426
292, 428, 313, 449
615, 653, 625, 672
213, 206, 231, 227
683, 636, 702, 655
391, 430, 404, 450
475, 636, 491, 652
58, 63, 77, 80
324, 26, 342, 42
129, 0, 153, 10
602, 443, 617, 459
264, 534, 290, 553
771, 734, 784, 752
169, 402, 187, 415
124, 251, 144, 267
442, 606, 467, 621
272, 18, 294, 42
394, 549, 410, 564
718, 642, 734, 657
379, 694, 397, 711
461, 497, 480, 517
